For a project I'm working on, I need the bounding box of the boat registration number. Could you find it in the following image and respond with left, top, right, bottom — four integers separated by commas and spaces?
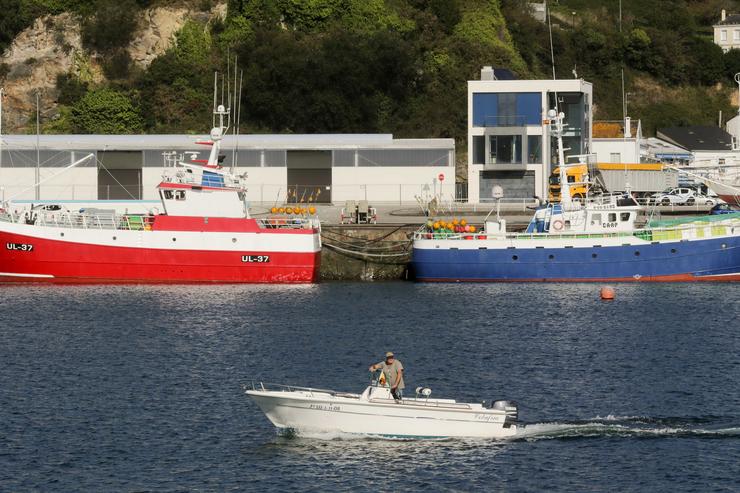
6, 243, 34, 252
309, 404, 341, 412
241, 255, 270, 263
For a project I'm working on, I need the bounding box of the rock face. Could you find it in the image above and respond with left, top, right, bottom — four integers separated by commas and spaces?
129, 3, 226, 68
0, 2, 226, 133
0, 13, 87, 132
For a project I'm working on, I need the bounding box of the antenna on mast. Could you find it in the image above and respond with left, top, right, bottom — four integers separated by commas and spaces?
212, 72, 217, 128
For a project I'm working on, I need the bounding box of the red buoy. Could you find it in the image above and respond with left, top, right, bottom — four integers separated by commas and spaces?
600, 286, 615, 300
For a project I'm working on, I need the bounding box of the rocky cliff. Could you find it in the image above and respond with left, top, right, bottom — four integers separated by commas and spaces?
0, 2, 226, 133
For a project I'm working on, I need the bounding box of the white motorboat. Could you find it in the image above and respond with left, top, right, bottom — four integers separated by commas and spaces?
245, 377, 519, 439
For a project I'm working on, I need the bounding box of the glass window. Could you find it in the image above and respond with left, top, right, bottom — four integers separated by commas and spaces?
620, 212, 631, 221
527, 136, 542, 163
473, 136, 485, 164
498, 93, 516, 125
591, 213, 602, 225
722, 30, 728, 41
610, 152, 621, 163
489, 135, 522, 164
608, 213, 617, 222
515, 93, 541, 125
473, 93, 498, 126
473, 93, 541, 126
734, 30, 740, 40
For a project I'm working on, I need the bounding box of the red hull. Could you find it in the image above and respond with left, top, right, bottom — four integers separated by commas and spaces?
0, 232, 320, 284
718, 194, 740, 207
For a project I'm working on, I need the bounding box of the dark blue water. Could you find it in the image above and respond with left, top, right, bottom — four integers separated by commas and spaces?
1, 283, 738, 492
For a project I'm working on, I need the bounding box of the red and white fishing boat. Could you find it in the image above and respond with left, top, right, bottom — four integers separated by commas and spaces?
0, 104, 321, 283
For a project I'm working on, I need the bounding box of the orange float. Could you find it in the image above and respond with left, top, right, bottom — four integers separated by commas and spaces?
600, 287, 615, 300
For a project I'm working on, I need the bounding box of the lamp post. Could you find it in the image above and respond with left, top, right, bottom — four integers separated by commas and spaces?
571, 11, 576, 28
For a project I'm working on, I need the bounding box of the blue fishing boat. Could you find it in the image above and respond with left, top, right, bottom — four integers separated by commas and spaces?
411, 111, 740, 282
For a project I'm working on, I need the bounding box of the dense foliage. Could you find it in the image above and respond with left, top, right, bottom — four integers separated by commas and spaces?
70, 88, 144, 133
4, 0, 740, 145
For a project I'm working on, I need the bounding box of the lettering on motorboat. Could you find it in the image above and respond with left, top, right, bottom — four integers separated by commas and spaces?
308, 403, 341, 412
6, 243, 34, 252
241, 255, 270, 263
474, 414, 500, 423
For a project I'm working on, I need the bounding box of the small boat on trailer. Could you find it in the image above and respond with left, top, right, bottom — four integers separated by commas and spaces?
245, 376, 519, 439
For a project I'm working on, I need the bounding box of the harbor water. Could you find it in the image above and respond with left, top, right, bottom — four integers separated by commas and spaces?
1, 283, 738, 491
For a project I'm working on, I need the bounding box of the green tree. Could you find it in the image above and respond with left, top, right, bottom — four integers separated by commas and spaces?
724, 48, 740, 81
71, 88, 144, 133
688, 37, 725, 85
82, 0, 139, 53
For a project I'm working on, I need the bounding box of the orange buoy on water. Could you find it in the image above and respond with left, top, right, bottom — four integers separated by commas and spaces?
309, 206, 316, 215
600, 287, 615, 300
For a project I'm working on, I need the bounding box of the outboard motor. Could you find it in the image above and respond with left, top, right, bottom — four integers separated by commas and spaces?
484, 400, 518, 427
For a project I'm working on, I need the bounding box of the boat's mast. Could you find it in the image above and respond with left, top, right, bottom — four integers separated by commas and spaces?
35, 91, 40, 200
551, 110, 571, 205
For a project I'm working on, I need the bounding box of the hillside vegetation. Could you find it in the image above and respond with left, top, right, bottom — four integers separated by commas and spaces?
2, 0, 740, 145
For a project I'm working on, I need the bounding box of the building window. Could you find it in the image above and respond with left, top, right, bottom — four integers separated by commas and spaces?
527, 136, 542, 163
489, 135, 522, 164
472, 93, 541, 126
734, 30, 740, 41
610, 152, 621, 163
473, 136, 485, 164
721, 29, 728, 41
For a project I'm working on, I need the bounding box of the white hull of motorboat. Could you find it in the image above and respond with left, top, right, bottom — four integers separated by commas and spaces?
246, 384, 518, 439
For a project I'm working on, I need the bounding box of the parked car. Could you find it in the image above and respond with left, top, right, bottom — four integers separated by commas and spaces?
650, 188, 716, 206
710, 203, 739, 215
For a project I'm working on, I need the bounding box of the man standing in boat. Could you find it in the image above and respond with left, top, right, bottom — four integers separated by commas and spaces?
369, 352, 405, 401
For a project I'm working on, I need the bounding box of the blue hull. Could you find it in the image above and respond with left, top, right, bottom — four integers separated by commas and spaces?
412, 237, 740, 282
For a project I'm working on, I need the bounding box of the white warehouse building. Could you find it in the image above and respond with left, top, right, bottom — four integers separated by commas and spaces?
0, 134, 455, 205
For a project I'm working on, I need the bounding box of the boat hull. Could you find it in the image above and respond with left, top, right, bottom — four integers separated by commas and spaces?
0, 224, 320, 283
412, 236, 740, 282
247, 391, 517, 439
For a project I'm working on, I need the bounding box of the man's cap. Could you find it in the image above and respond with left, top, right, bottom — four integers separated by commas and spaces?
385, 351, 394, 358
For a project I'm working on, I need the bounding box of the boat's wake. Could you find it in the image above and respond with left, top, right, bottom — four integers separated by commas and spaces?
513, 415, 740, 442
274, 415, 740, 442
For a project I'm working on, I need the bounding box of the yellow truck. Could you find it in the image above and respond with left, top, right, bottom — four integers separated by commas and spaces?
548, 163, 677, 202
548, 165, 589, 202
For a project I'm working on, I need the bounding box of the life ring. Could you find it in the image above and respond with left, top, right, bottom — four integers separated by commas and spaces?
551, 219, 565, 231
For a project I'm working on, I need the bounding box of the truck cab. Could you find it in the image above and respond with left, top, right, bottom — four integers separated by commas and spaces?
548, 164, 590, 202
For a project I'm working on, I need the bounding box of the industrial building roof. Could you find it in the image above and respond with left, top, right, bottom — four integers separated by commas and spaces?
655, 126, 733, 152
643, 137, 693, 159
0, 134, 454, 151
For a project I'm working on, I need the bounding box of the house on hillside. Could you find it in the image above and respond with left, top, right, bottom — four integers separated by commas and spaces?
656, 126, 736, 168
713, 9, 740, 52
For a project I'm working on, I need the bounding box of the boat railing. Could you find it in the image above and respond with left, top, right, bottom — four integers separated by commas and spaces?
257, 217, 320, 230
0, 209, 156, 231
413, 218, 739, 242
245, 380, 354, 397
